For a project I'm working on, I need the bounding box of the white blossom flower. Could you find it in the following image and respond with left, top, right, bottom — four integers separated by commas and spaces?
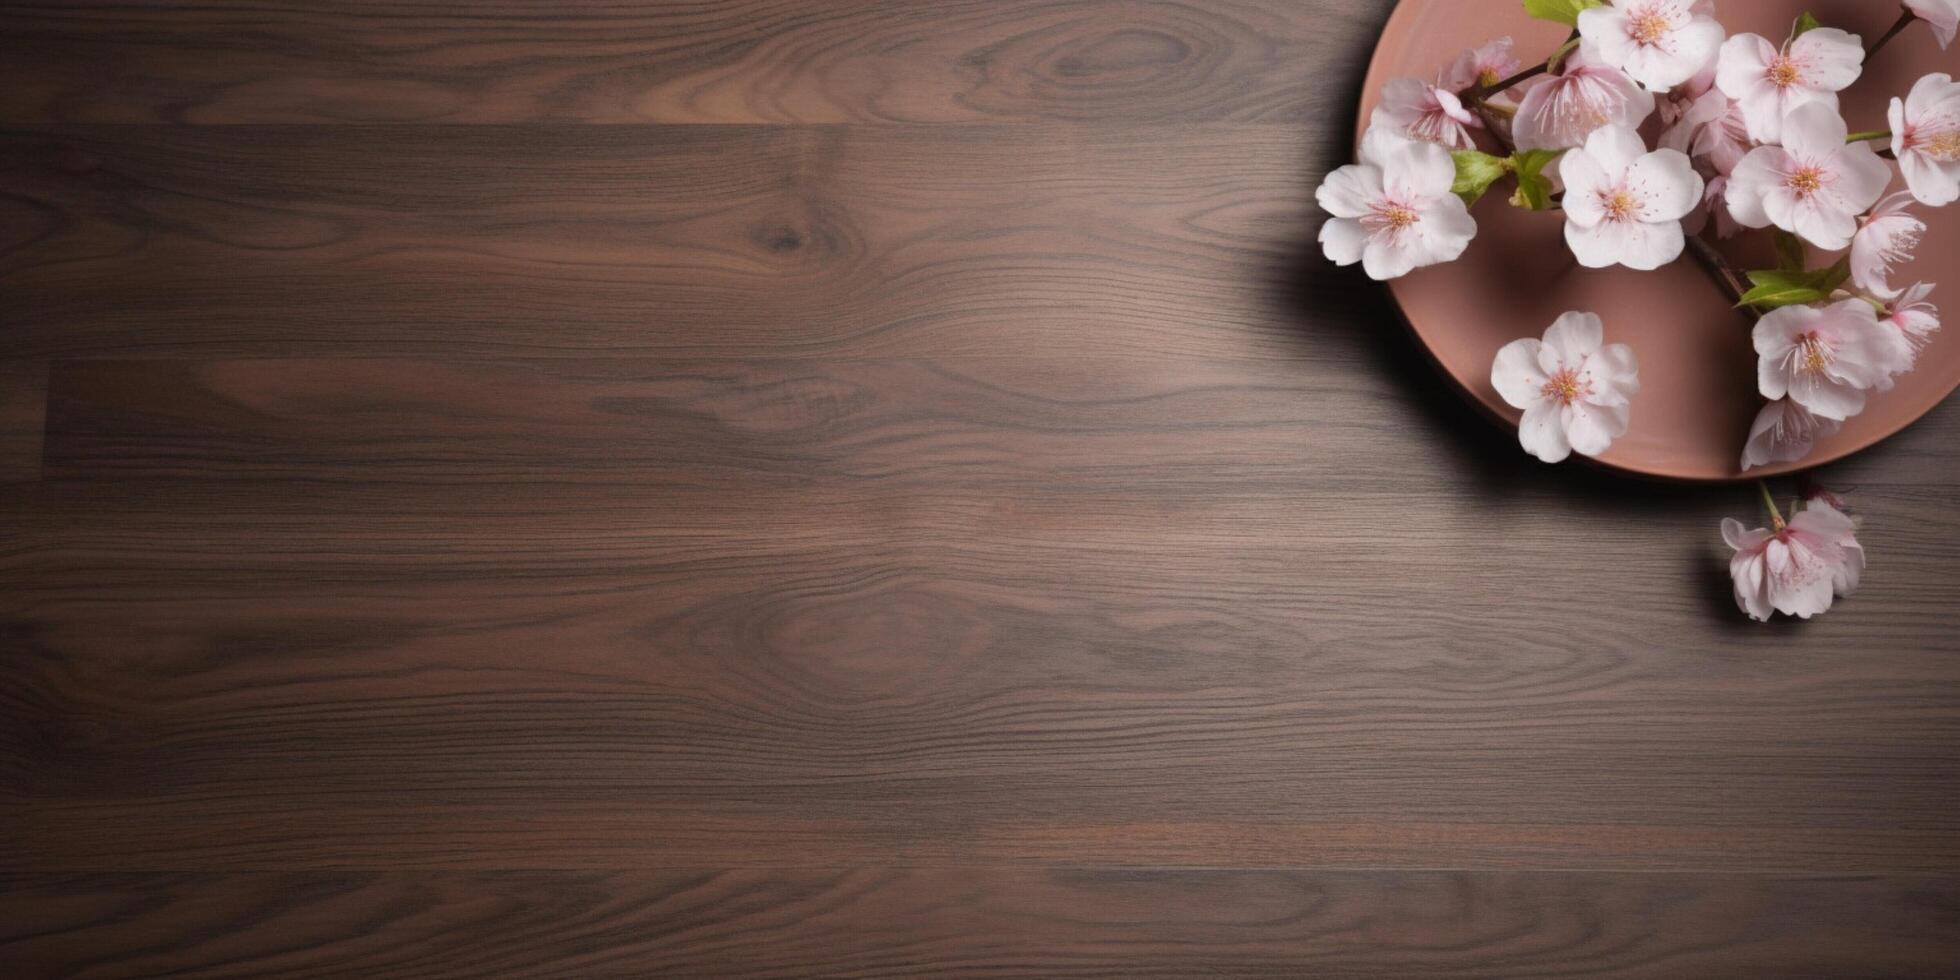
1726, 102, 1891, 250
1442, 37, 1523, 99
1660, 85, 1752, 181
1907, 0, 1960, 50
1511, 45, 1657, 151
1754, 298, 1913, 420
1850, 192, 1926, 300
1318, 128, 1477, 281
1558, 124, 1703, 269
1371, 78, 1481, 149
1490, 311, 1639, 463
1658, 68, 1716, 129
1695, 94, 1752, 175
1741, 398, 1840, 470
1578, 0, 1725, 91
1881, 281, 1941, 351
1715, 28, 1864, 144
1723, 499, 1863, 621
1889, 73, 1960, 207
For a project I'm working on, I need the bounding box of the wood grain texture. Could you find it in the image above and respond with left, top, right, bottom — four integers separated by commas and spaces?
0, 1, 1374, 124
5, 0, 1960, 975
4, 871, 1959, 978
0, 361, 49, 482
6, 477, 1960, 873
0, 124, 1327, 360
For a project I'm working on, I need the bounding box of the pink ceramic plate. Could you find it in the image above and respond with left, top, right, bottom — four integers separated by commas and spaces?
1361, 0, 1959, 481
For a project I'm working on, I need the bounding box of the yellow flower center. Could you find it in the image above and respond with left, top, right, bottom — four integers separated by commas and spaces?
1925, 130, 1960, 161
1478, 67, 1502, 88
1786, 166, 1825, 196
1603, 189, 1640, 221
1541, 368, 1586, 405
1768, 57, 1802, 88
1370, 202, 1420, 230
1631, 13, 1672, 44
1797, 333, 1831, 375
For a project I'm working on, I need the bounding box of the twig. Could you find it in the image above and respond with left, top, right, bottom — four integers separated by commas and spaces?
1685, 235, 1755, 315
1456, 33, 1576, 103
1866, 9, 1917, 58
1460, 62, 1548, 103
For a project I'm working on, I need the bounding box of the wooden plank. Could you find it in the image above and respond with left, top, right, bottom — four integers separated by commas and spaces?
2, 870, 1957, 978
0, 0, 1385, 125
35, 353, 1960, 489
33, 356, 1489, 488
5, 481, 1958, 872
0, 124, 1336, 360
0, 361, 49, 481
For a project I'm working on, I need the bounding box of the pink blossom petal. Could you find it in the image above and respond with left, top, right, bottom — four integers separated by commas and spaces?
1490, 338, 1550, 409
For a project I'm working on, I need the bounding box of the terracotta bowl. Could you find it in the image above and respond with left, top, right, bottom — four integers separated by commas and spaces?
1359, 0, 1959, 481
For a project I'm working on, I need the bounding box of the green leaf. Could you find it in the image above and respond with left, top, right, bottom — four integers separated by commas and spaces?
1737, 259, 1850, 310
1817, 257, 1851, 293
1509, 174, 1555, 211
1772, 231, 1806, 272
1522, 0, 1605, 27
1451, 149, 1510, 206
1511, 148, 1564, 177
1507, 149, 1563, 210
1792, 12, 1822, 37
1737, 280, 1830, 310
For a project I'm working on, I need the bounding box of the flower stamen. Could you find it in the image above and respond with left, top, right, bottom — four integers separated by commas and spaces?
1795, 333, 1831, 376
1364, 201, 1421, 233
1768, 57, 1802, 88
1630, 13, 1672, 45
1540, 367, 1589, 406
1601, 189, 1641, 222
1786, 166, 1825, 197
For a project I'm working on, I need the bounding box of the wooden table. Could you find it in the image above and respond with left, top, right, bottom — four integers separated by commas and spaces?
3, 1, 1958, 975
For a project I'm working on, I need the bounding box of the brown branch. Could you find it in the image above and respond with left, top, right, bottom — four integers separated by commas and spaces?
1684, 235, 1756, 317
1459, 62, 1548, 103
1866, 8, 1917, 58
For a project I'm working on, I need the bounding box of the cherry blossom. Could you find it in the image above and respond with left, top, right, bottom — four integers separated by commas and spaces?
1714, 28, 1864, 144
1741, 398, 1839, 471
1511, 45, 1656, 152
1814, 498, 1867, 598
1889, 73, 1960, 207
1726, 102, 1890, 250
1754, 298, 1912, 420
1850, 192, 1926, 300
1723, 499, 1863, 621
1559, 124, 1703, 269
1881, 282, 1941, 351
1578, 0, 1725, 91
1658, 68, 1716, 130
1906, 0, 1960, 50
1690, 92, 1751, 175
1490, 311, 1640, 463
1318, 128, 1477, 281
1371, 78, 1481, 150
1660, 84, 1749, 176
1681, 175, 1735, 237
1442, 37, 1522, 98
1696, 175, 1741, 238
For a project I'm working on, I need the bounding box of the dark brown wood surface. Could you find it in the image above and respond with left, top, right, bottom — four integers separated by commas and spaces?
2, 1, 1958, 976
